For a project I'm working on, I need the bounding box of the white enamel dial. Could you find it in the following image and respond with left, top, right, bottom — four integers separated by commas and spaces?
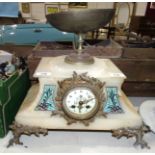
63, 87, 98, 119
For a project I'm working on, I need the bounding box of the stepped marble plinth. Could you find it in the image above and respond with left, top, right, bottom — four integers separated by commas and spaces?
15, 56, 142, 130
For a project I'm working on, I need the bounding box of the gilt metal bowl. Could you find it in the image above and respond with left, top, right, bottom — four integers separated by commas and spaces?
46, 9, 115, 33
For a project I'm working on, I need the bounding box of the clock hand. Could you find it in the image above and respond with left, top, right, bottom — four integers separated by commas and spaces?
77, 98, 95, 113
78, 104, 82, 113
77, 100, 87, 113
78, 98, 95, 106
83, 98, 95, 104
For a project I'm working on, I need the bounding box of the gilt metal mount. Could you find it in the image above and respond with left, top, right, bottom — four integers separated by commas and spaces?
8, 121, 48, 148
112, 125, 150, 149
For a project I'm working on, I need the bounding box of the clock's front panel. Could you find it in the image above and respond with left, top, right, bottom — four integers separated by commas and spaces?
62, 87, 99, 120
15, 80, 142, 130
15, 57, 142, 130
34, 82, 123, 115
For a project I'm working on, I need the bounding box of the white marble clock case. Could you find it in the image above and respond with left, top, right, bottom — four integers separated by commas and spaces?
15, 56, 142, 130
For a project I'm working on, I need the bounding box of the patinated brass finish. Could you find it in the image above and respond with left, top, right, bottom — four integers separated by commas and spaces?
8, 121, 48, 147
64, 33, 94, 64
64, 34, 94, 64
53, 72, 106, 126
46, 9, 115, 64
8, 122, 150, 148
112, 125, 150, 149
64, 53, 94, 64
46, 9, 115, 33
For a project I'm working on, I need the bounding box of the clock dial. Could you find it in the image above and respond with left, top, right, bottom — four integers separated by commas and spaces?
55, 72, 106, 125
62, 87, 99, 120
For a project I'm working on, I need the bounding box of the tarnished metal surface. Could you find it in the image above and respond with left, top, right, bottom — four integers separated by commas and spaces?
64, 53, 94, 64
8, 121, 48, 147
112, 125, 150, 149
8, 121, 150, 149
46, 9, 115, 33
54, 71, 106, 126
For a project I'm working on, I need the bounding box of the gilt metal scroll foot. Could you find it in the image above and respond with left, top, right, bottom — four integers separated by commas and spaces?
7, 121, 48, 148
112, 125, 150, 149
133, 126, 150, 149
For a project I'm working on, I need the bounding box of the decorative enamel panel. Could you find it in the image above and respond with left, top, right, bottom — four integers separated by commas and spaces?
35, 85, 123, 114
103, 87, 123, 113
35, 84, 56, 111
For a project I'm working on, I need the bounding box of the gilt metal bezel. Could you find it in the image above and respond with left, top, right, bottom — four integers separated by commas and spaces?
62, 84, 100, 120
54, 72, 106, 125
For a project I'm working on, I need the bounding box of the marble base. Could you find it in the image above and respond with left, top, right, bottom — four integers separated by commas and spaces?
15, 56, 142, 130
34, 56, 126, 92
15, 84, 142, 130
